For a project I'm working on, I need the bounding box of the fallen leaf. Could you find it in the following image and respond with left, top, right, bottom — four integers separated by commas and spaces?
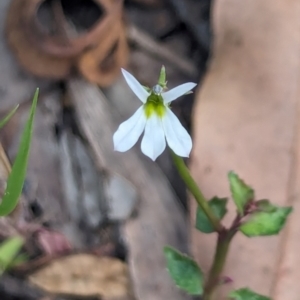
28, 254, 132, 298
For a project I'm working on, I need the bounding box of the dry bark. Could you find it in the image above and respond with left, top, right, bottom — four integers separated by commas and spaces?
190, 0, 300, 298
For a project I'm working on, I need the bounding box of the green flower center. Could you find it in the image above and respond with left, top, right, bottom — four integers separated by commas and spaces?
144, 92, 166, 119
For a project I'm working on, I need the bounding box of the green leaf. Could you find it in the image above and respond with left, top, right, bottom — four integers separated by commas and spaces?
240, 204, 292, 237
0, 105, 19, 129
0, 236, 24, 275
195, 197, 228, 233
163, 246, 203, 295
256, 200, 277, 213
229, 287, 271, 300
228, 171, 254, 216
0, 89, 38, 216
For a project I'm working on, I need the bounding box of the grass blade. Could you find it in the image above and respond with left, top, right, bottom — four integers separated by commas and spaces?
0, 89, 38, 216
0, 105, 19, 129
0, 236, 24, 275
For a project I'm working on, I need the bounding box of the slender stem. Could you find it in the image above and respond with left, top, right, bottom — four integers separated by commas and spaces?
203, 215, 240, 300
171, 152, 223, 233
203, 233, 234, 300
171, 152, 240, 299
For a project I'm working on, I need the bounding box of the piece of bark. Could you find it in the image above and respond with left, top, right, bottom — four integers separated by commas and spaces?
26, 93, 67, 225
1, 91, 66, 226
68, 77, 191, 300
190, 0, 300, 299
58, 127, 111, 249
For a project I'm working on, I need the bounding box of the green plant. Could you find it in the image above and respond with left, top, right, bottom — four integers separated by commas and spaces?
113, 67, 292, 300
0, 89, 38, 273
0, 89, 38, 216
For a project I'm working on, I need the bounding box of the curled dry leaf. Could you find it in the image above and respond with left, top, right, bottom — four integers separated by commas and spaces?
5, 0, 73, 79
28, 254, 132, 298
24, 0, 123, 58
77, 21, 129, 87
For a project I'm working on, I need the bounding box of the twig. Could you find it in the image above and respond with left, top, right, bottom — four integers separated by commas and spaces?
126, 24, 198, 78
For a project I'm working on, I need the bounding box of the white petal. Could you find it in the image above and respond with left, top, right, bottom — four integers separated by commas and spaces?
113, 106, 146, 152
121, 69, 150, 103
162, 82, 197, 104
162, 108, 192, 157
141, 114, 166, 161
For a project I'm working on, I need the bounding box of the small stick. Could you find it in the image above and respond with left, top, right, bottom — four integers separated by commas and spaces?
126, 24, 198, 78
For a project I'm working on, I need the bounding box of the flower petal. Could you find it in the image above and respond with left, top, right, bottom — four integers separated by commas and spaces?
113, 106, 146, 152
162, 108, 192, 157
141, 114, 166, 161
121, 69, 150, 103
162, 82, 197, 104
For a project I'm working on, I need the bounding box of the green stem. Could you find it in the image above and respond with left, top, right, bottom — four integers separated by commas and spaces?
203, 232, 234, 300
171, 152, 223, 233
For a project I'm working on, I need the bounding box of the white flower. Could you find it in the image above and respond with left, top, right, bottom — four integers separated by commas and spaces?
113, 68, 197, 161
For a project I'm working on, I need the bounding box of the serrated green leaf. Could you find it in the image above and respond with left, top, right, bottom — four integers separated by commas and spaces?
229, 287, 271, 300
196, 197, 228, 233
0, 236, 24, 275
256, 200, 277, 213
228, 171, 254, 216
240, 205, 292, 237
0, 105, 19, 130
0, 89, 38, 216
163, 246, 203, 295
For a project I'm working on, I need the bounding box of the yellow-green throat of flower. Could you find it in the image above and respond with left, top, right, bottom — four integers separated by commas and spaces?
144, 84, 166, 119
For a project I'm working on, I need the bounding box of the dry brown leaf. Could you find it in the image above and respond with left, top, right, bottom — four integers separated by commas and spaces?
28, 254, 132, 298
0, 143, 10, 198
77, 21, 128, 87
5, 0, 73, 79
